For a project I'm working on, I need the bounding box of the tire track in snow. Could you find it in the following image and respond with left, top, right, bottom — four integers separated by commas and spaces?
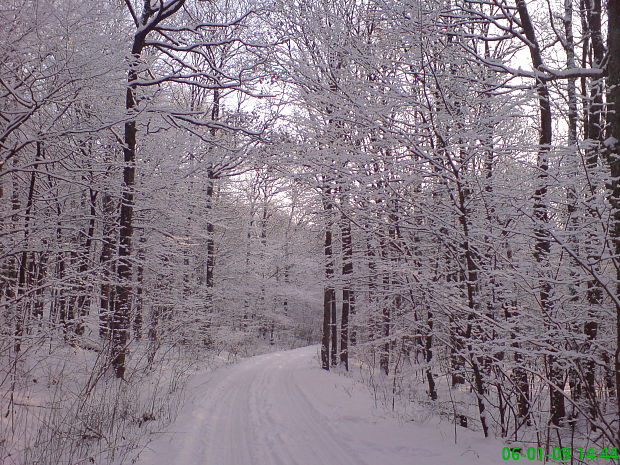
136, 345, 501, 465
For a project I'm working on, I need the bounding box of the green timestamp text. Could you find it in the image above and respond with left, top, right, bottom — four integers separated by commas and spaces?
502, 446, 619, 461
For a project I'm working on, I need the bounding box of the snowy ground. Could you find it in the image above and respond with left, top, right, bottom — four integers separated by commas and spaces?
133, 345, 502, 465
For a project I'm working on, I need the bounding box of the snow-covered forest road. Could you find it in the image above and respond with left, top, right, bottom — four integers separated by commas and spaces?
135, 346, 499, 465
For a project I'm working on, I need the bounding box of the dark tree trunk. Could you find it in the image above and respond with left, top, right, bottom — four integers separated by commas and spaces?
516, 0, 565, 428
366, 236, 377, 344
205, 88, 220, 316
456, 180, 489, 438
205, 172, 215, 305
605, 0, 620, 445
133, 235, 146, 339
99, 191, 116, 339
563, 0, 584, 424
340, 206, 353, 370
112, 0, 186, 376
7, 161, 20, 314
425, 304, 437, 401
111, 26, 148, 378
74, 183, 97, 337
32, 252, 47, 320
506, 301, 531, 426
329, 239, 337, 367
14, 142, 39, 352
321, 282, 332, 370
321, 183, 335, 370
379, 236, 390, 377
582, 0, 607, 429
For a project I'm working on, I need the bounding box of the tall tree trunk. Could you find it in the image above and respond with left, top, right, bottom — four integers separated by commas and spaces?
379, 235, 391, 377
455, 177, 489, 438
563, 0, 584, 424
99, 191, 116, 339
6, 161, 20, 320
365, 234, 376, 342
424, 302, 437, 401
112, 0, 188, 376
205, 88, 220, 317
505, 299, 531, 427
516, 0, 565, 428
321, 184, 335, 370
340, 202, 353, 370
329, 208, 338, 367
605, 0, 620, 445
205, 170, 215, 315
84, 188, 97, 312
111, 28, 147, 378
74, 182, 97, 337
133, 234, 146, 339
14, 142, 40, 352
32, 252, 47, 320
581, 0, 607, 428
259, 197, 269, 339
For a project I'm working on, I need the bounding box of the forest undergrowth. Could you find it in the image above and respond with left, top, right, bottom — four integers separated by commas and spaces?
345, 342, 618, 465
0, 327, 299, 465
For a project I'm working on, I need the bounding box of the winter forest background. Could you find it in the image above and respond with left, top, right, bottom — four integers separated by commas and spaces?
2, 0, 620, 463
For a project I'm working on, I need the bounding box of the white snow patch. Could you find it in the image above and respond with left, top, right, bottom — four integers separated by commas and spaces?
132, 345, 502, 465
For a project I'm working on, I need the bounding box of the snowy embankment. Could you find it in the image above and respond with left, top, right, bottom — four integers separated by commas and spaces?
132, 345, 501, 465
1, 336, 251, 465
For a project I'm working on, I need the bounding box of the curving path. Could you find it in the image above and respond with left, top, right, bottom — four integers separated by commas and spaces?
135, 345, 499, 465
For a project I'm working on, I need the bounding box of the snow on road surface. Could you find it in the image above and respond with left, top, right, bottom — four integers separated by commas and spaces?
134, 345, 501, 465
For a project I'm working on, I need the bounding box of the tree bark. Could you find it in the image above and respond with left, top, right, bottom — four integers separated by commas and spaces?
515, 0, 565, 428
605, 0, 620, 444
321, 182, 335, 370
425, 303, 437, 401
99, 191, 116, 339
112, 24, 148, 378
340, 202, 353, 370
379, 234, 391, 377
205, 88, 220, 316
14, 142, 40, 352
